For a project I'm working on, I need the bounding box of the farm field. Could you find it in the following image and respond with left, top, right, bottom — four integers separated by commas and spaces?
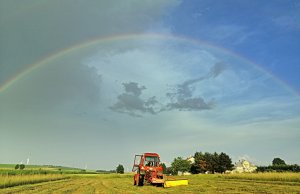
1, 173, 300, 194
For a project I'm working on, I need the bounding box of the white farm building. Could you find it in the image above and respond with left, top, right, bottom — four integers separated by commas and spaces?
232, 160, 257, 173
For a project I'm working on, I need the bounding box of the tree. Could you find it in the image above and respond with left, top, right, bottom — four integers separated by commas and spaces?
217, 152, 233, 173
170, 157, 191, 175
161, 163, 167, 174
15, 164, 20, 170
272, 158, 286, 166
192, 151, 233, 174
192, 152, 207, 174
166, 167, 173, 175
203, 152, 216, 173
19, 164, 25, 170
116, 164, 124, 174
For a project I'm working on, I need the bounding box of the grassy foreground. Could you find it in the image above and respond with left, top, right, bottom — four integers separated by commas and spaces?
0, 173, 300, 194
0, 174, 68, 189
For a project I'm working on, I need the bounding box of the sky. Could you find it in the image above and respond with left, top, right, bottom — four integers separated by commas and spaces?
0, 0, 299, 170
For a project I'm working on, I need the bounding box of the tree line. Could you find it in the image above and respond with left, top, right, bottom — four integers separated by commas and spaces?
165, 154, 300, 174
256, 157, 300, 172
166, 151, 234, 175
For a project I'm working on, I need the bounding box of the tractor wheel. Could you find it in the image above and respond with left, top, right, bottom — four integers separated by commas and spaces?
133, 174, 137, 186
138, 174, 144, 186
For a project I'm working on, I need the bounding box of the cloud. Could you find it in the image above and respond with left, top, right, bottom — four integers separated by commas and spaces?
272, 15, 300, 30
110, 62, 226, 115
191, 23, 259, 46
0, 0, 180, 87
0, 57, 102, 115
209, 62, 227, 78
110, 82, 158, 116
1, 31, 300, 169
165, 62, 226, 111
165, 97, 214, 111
209, 95, 300, 125
176, 62, 226, 98
123, 82, 146, 96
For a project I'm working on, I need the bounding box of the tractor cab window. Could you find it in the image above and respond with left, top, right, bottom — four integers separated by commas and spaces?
144, 156, 159, 167
134, 155, 142, 166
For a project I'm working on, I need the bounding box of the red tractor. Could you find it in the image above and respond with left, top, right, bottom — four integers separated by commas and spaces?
132, 153, 188, 187
132, 153, 164, 186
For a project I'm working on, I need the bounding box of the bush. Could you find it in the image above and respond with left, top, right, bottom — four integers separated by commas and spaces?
116, 164, 124, 174
20, 164, 25, 170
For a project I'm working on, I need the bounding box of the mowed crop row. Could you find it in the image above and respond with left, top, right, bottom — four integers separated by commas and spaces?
1, 173, 300, 194
0, 174, 68, 189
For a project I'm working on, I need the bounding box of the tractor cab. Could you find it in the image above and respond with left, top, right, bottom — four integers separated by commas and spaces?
132, 153, 161, 171
144, 155, 160, 167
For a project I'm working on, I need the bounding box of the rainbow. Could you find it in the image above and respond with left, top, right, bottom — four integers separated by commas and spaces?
0, 33, 298, 96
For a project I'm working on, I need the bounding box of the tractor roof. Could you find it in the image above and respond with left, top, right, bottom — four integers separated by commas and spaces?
143, 153, 159, 156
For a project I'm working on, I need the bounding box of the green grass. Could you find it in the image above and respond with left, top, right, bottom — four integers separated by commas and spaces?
0, 164, 98, 175
0, 174, 68, 189
222, 172, 300, 182
1, 173, 300, 194
0, 164, 83, 171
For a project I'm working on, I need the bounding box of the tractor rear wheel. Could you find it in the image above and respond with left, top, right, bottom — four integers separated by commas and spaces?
137, 174, 144, 186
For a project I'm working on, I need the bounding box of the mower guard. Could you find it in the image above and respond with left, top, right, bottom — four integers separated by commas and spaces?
163, 176, 188, 188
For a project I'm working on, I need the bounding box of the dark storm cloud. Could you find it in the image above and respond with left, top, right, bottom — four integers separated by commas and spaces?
110, 82, 158, 117
0, 0, 179, 86
0, 60, 102, 115
0, 0, 185, 169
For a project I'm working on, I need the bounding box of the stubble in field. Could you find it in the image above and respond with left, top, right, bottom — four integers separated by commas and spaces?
1, 173, 300, 194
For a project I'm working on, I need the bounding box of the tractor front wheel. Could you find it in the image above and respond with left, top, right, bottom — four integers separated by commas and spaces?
138, 174, 144, 186
133, 174, 138, 186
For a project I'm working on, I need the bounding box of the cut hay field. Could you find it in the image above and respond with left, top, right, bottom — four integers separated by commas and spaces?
1, 173, 300, 194
0, 174, 68, 189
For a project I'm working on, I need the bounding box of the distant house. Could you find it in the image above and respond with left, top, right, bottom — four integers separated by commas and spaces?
232, 160, 257, 173
178, 171, 191, 175
186, 156, 195, 164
